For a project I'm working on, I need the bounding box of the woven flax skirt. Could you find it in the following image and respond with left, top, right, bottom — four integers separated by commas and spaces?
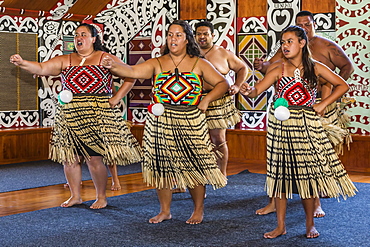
266, 105, 357, 200
50, 94, 142, 166
205, 94, 241, 129
142, 104, 227, 190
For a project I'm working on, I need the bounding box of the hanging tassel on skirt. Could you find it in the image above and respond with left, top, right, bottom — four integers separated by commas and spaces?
319, 99, 353, 155
204, 94, 241, 129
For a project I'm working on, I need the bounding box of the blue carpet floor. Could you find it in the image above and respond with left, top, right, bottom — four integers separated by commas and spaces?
0, 171, 368, 247
0, 160, 141, 193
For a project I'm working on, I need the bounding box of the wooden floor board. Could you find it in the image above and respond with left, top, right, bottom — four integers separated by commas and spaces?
0, 162, 368, 217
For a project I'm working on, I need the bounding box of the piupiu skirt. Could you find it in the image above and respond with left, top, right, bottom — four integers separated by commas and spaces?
142, 104, 227, 190
205, 94, 241, 129
266, 105, 357, 199
320, 100, 352, 155
49, 94, 143, 166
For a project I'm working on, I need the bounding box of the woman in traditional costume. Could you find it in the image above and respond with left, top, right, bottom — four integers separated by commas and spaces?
102, 20, 228, 224
10, 23, 142, 209
240, 25, 357, 239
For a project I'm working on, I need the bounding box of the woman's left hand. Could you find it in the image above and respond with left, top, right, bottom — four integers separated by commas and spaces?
198, 100, 209, 113
313, 103, 326, 117
108, 96, 121, 108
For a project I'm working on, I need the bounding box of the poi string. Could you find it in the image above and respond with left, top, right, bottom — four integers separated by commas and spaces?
169, 53, 187, 82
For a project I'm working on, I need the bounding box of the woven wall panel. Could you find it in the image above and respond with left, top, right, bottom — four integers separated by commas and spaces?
0, 33, 37, 111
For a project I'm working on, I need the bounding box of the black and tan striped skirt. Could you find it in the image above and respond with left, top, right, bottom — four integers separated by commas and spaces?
142, 104, 227, 190
205, 94, 241, 129
266, 105, 357, 200
49, 94, 143, 166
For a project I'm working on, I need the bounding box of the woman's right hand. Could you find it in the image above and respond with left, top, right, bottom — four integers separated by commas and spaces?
10, 54, 23, 66
240, 83, 253, 96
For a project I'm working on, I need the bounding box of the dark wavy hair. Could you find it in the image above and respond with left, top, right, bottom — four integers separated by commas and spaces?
281, 25, 317, 89
75, 23, 106, 51
161, 20, 201, 57
195, 21, 214, 34
296, 10, 315, 22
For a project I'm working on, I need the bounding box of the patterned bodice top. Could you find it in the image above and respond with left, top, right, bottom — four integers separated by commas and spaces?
273, 63, 317, 107
60, 52, 113, 94
153, 57, 203, 105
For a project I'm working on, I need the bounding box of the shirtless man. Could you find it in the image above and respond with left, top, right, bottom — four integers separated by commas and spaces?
195, 21, 249, 176
253, 10, 354, 217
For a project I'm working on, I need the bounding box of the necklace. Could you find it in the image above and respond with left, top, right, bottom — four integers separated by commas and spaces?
77, 50, 95, 66
203, 44, 214, 57
287, 59, 302, 83
169, 53, 187, 82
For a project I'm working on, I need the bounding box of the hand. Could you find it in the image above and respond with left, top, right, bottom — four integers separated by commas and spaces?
10, 54, 23, 66
108, 96, 121, 108
101, 55, 115, 69
229, 84, 240, 95
313, 103, 326, 117
253, 57, 264, 71
239, 83, 253, 96
197, 100, 209, 113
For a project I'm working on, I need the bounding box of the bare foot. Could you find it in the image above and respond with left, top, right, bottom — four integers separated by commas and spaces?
149, 212, 172, 223
61, 197, 83, 208
313, 205, 325, 218
256, 203, 276, 215
186, 211, 203, 224
306, 226, 320, 238
264, 228, 287, 239
111, 182, 122, 191
90, 198, 107, 209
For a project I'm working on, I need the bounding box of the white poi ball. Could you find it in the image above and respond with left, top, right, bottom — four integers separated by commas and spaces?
274, 106, 290, 121
59, 90, 73, 103
148, 103, 165, 116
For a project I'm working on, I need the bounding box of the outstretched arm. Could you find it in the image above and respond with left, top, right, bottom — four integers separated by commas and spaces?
253, 49, 283, 74
240, 65, 280, 98
10, 54, 64, 76
102, 55, 155, 80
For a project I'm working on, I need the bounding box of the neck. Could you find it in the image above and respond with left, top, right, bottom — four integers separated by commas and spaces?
308, 35, 317, 42
77, 49, 95, 57
202, 44, 214, 56
287, 58, 302, 68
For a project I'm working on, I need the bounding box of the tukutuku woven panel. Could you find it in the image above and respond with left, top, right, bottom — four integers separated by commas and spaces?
0, 32, 37, 111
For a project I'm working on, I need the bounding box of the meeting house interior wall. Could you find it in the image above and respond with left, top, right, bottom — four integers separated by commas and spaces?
0, 0, 368, 171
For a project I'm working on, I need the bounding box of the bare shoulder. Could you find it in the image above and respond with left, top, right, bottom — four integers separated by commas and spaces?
266, 59, 282, 73
266, 61, 283, 78
218, 45, 236, 58
313, 60, 332, 74
193, 57, 216, 74
313, 35, 342, 49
